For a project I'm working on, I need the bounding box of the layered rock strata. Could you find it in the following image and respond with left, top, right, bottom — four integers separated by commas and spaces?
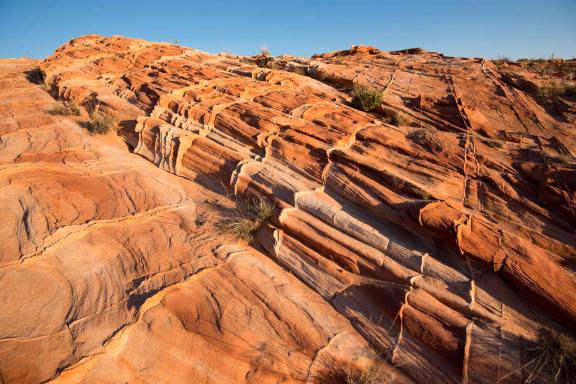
0, 35, 574, 383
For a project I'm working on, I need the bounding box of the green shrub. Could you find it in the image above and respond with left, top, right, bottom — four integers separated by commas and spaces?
351, 84, 384, 112
87, 111, 115, 134
48, 100, 82, 116
216, 217, 260, 242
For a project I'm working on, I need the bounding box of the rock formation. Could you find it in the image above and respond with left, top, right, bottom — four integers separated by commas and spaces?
0, 35, 574, 383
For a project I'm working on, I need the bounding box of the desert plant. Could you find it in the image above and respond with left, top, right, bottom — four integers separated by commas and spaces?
311, 354, 385, 384
216, 217, 260, 242
351, 84, 384, 112
87, 111, 115, 134
380, 107, 405, 126
26, 67, 50, 91
247, 196, 275, 223
500, 330, 576, 383
483, 139, 504, 149
537, 82, 576, 98
216, 196, 275, 243
48, 100, 82, 116
523, 331, 576, 383
386, 112, 405, 126
260, 46, 271, 57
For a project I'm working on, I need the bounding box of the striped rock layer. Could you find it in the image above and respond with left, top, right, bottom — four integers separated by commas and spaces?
0, 35, 574, 383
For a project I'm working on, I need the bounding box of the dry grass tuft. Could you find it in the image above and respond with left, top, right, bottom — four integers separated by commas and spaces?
247, 196, 275, 223
522, 330, 576, 383
385, 112, 405, 126
48, 100, 82, 116
501, 329, 576, 383
537, 82, 576, 98
87, 111, 115, 134
216, 196, 275, 243
311, 355, 385, 384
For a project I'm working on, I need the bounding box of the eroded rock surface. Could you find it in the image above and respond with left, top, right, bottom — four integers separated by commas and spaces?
0, 35, 575, 383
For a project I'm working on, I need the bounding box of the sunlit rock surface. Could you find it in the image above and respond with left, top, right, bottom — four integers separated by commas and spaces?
0, 35, 575, 383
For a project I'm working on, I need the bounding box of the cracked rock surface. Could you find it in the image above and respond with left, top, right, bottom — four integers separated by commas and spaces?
0, 35, 575, 383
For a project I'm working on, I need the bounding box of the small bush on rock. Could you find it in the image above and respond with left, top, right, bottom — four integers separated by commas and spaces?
87, 111, 115, 134
217, 196, 275, 243
538, 82, 576, 98
504, 329, 576, 383
351, 84, 384, 112
48, 100, 82, 116
381, 107, 405, 126
311, 354, 385, 384
26, 67, 50, 91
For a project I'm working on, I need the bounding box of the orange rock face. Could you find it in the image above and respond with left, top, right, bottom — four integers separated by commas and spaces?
0, 35, 574, 383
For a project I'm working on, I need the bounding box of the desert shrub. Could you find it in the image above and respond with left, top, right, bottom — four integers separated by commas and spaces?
311, 354, 384, 384
26, 67, 50, 91
519, 330, 576, 383
351, 84, 384, 112
216, 217, 260, 242
48, 100, 81, 116
217, 196, 275, 243
386, 112, 405, 126
483, 139, 504, 149
260, 46, 271, 57
538, 82, 576, 98
380, 107, 405, 126
87, 111, 115, 134
247, 197, 274, 223
416, 189, 433, 201
27, 67, 45, 84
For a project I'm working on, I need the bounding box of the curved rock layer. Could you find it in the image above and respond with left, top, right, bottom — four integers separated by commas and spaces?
0, 35, 574, 383
0, 58, 394, 384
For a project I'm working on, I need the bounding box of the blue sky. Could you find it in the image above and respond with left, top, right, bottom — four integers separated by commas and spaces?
1, 0, 575, 59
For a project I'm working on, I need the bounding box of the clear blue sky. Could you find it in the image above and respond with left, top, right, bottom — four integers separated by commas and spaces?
1, 0, 575, 59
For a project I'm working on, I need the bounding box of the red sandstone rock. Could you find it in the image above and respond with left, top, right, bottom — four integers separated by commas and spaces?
0, 35, 575, 383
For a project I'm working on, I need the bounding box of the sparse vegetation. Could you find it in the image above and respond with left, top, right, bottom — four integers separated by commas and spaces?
483, 139, 504, 149
311, 354, 385, 384
351, 83, 383, 112
26, 67, 50, 91
416, 189, 433, 201
48, 100, 82, 116
86, 110, 115, 134
381, 107, 405, 126
260, 46, 271, 57
247, 196, 275, 223
216, 196, 275, 243
385, 112, 405, 126
537, 82, 576, 98
504, 329, 576, 383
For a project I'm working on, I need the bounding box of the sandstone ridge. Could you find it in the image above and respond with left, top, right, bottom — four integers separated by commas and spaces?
0, 35, 575, 383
